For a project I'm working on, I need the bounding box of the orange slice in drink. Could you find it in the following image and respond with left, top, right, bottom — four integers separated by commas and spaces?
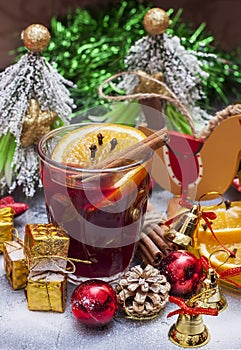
52, 123, 146, 167
51, 123, 150, 208
195, 201, 241, 287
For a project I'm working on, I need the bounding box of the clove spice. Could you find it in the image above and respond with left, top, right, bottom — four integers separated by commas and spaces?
110, 137, 118, 151
97, 133, 104, 145
89, 144, 97, 159
224, 200, 232, 210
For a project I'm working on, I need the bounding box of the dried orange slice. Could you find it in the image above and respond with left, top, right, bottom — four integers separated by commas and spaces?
52, 123, 146, 167
195, 201, 241, 286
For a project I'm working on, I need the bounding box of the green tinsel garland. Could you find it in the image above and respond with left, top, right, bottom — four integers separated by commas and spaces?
45, 1, 149, 111
16, 0, 241, 113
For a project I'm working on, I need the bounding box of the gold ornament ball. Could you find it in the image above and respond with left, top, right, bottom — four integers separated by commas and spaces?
143, 8, 169, 35
21, 24, 51, 52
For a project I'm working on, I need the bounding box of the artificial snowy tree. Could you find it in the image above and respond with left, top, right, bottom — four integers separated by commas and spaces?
0, 24, 76, 196
118, 8, 214, 133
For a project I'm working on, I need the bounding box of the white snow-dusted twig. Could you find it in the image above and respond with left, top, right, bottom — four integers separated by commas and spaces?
119, 33, 215, 131
0, 52, 76, 196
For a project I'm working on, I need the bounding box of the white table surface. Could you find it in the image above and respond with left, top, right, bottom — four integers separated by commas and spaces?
1, 186, 241, 350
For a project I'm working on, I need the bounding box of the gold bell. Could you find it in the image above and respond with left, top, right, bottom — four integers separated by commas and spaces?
165, 204, 200, 248
168, 313, 210, 348
197, 268, 227, 312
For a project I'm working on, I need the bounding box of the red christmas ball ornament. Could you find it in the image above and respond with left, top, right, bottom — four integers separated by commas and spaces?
159, 250, 204, 297
71, 279, 118, 327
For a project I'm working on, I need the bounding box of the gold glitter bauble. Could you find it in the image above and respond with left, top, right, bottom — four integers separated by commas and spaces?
21, 24, 51, 52
143, 8, 169, 35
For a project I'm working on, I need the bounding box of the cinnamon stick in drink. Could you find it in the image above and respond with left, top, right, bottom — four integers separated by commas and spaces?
89, 127, 168, 170
76, 127, 168, 184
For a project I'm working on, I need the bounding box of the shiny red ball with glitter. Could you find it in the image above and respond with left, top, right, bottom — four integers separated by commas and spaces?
159, 250, 204, 297
71, 279, 118, 327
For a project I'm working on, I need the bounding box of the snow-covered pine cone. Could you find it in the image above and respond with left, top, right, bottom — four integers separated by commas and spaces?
116, 264, 171, 318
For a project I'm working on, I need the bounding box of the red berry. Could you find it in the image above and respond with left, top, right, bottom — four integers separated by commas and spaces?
71, 279, 118, 327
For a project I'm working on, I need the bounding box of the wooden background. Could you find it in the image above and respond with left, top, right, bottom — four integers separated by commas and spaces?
0, 0, 240, 69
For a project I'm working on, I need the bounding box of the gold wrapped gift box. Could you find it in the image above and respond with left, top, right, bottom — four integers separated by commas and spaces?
0, 208, 15, 253
3, 241, 29, 290
24, 223, 69, 272
26, 271, 67, 312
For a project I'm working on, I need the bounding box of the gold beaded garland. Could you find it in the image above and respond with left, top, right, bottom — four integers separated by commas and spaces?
143, 8, 169, 35
21, 24, 51, 52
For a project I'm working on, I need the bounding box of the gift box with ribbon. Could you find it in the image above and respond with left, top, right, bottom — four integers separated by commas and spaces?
0, 207, 15, 253
24, 223, 69, 272
3, 240, 29, 290
26, 271, 67, 312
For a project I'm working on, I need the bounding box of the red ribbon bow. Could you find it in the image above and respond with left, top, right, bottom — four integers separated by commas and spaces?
167, 295, 218, 318
165, 202, 236, 258
0, 196, 29, 217
219, 267, 241, 289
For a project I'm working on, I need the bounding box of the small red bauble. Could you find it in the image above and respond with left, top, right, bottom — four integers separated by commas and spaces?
159, 250, 204, 297
71, 279, 118, 327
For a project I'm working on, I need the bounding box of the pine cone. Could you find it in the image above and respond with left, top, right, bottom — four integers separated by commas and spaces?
116, 264, 171, 318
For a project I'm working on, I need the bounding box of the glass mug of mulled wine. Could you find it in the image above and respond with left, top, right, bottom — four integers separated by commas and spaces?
38, 123, 153, 282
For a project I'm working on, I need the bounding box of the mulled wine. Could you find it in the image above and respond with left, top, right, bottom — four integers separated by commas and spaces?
38, 123, 152, 281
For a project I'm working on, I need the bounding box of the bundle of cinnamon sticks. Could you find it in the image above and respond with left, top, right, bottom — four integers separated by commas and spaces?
136, 203, 178, 267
